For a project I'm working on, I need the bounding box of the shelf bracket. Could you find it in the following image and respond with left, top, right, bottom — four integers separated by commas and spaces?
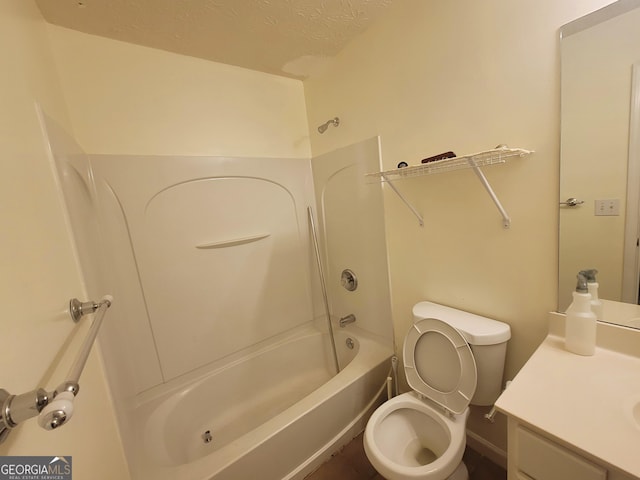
382, 174, 424, 227
467, 158, 511, 228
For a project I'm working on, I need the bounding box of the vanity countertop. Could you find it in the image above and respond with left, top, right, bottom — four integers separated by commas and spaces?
495, 315, 640, 478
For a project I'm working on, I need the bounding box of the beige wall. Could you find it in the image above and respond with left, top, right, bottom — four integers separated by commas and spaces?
46, 25, 311, 158
0, 1, 129, 478
303, 0, 614, 450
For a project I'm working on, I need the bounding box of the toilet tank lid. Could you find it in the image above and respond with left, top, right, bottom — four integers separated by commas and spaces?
412, 301, 511, 345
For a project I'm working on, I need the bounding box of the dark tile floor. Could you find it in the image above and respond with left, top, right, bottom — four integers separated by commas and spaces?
305, 433, 506, 480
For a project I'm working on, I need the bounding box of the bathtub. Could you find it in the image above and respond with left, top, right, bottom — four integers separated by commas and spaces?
133, 325, 393, 480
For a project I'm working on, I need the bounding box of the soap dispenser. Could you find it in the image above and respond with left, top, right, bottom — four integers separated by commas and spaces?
565, 272, 597, 356
581, 269, 603, 321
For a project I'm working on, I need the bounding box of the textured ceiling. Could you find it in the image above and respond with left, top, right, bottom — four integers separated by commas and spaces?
36, 0, 394, 79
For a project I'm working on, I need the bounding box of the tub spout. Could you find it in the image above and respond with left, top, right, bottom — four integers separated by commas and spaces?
339, 314, 356, 327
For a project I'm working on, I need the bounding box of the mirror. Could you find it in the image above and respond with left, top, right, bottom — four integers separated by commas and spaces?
559, 0, 640, 328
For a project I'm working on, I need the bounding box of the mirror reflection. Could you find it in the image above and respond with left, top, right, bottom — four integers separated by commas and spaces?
559, 0, 640, 328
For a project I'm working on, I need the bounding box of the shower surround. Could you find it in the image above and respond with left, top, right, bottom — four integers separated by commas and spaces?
44, 112, 394, 479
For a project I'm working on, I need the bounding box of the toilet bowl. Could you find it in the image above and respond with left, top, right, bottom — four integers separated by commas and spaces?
364, 302, 510, 480
364, 391, 468, 480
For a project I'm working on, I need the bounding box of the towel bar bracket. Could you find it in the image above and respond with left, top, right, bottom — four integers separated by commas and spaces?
69, 297, 110, 323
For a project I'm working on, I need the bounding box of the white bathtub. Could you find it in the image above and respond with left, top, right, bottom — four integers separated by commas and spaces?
133, 325, 392, 480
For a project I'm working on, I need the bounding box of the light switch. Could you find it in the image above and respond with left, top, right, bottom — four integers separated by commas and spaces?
594, 199, 620, 216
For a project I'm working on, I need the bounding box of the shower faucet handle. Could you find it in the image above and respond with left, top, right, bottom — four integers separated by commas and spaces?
339, 314, 356, 327
341, 269, 358, 291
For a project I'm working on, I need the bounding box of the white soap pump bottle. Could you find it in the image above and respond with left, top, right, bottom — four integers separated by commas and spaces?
565, 272, 597, 356
581, 268, 603, 321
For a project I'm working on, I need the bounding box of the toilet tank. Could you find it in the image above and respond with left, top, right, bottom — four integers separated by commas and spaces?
412, 301, 511, 406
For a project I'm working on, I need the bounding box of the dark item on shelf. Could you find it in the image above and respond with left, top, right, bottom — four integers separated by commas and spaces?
421, 151, 456, 163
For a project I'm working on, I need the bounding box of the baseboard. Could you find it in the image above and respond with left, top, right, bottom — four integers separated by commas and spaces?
465, 429, 507, 470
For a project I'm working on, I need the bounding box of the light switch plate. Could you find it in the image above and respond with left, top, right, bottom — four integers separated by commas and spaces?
594, 199, 620, 216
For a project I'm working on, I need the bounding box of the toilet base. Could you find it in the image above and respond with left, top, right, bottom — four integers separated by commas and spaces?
447, 461, 468, 480
373, 461, 468, 480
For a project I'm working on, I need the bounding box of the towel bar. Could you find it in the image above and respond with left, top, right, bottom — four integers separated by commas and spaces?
0, 295, 113, 443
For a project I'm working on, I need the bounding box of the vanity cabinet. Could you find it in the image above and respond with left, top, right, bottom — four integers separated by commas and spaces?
495, 315, 640, 480
506, 418, 634, 480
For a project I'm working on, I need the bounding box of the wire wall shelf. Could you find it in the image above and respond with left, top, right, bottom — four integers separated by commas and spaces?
366, 146, 534, 228
366, 147, 533, 181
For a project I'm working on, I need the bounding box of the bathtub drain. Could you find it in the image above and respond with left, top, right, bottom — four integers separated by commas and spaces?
345, 338, 354, 349
202, 430, 213, 444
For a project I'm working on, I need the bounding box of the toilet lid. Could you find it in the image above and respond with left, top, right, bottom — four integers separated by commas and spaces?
403, 318, 477, 415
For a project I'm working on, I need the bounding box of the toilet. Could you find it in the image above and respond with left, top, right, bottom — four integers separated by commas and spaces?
364, 301, 510, 480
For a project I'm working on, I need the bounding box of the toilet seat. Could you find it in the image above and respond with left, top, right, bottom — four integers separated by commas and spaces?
403, 318, 477, 415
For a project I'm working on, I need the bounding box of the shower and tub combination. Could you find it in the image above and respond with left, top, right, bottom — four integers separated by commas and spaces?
137, 327, 391, 480
43, 112, 394, 480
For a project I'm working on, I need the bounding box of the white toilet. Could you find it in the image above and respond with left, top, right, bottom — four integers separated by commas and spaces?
364, 301, 510, 480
